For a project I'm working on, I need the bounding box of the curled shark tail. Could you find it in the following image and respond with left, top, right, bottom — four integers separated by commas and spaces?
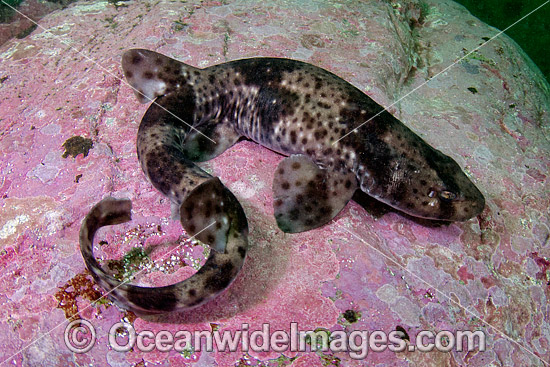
179, 177, 249, 253
79, 197, 132, 282
79, 182, 248, 314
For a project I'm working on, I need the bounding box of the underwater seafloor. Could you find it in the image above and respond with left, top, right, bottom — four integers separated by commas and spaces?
0, 0, 549, 366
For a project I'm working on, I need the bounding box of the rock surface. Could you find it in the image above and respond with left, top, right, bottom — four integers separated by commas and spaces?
0, 0, 63, 46
0, 0, 548, 366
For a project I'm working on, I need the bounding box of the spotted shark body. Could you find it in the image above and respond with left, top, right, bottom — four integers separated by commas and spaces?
79, 49, 485, 315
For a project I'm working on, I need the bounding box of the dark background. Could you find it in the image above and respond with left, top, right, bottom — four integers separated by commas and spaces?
453, 0, 549, 83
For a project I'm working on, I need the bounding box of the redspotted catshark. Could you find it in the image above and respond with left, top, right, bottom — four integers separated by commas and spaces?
79, 49, 485, 315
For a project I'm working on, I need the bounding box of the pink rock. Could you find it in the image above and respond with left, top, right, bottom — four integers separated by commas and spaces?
0, 0, 548, 366
0, 0, 61, 46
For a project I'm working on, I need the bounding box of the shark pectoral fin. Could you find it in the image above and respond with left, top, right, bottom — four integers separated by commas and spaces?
180, 177, 248, 253
181, 120, 241, 162
273, 154, 357, 233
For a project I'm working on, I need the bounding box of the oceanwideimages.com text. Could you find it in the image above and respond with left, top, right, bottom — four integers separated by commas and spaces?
65, 320, 486, 358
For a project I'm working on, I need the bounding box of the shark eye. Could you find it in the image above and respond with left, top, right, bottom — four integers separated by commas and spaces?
439, 190, 457, 201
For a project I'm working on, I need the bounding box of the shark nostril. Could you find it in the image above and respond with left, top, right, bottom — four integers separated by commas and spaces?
439, 190, 457, 201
